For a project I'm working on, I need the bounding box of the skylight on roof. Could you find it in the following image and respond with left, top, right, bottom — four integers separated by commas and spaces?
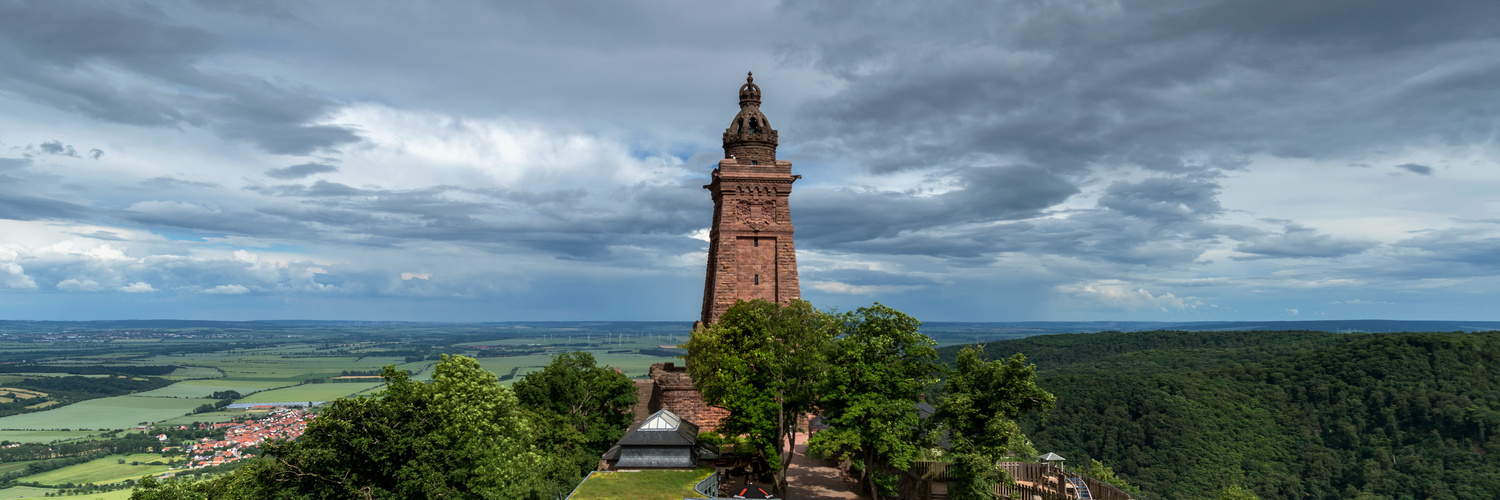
640, 409, 681, 431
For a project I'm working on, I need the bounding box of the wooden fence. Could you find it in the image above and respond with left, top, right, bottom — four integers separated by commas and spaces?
905, 461, 1136, 500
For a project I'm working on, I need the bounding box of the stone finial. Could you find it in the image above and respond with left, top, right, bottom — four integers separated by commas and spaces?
739, 71, 762, 108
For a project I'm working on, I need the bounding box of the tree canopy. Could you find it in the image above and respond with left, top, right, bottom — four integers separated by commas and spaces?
134, 355, 554, 500
512, 351, 638, 478
951, 330, 1500, 499
807, 302, 941, 500
683, 299, 835, 495
935, 345, 1056, 500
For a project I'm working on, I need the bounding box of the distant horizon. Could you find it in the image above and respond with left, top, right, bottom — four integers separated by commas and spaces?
6, 317, 1500, 331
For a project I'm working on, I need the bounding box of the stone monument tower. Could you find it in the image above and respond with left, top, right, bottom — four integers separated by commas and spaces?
699, 72, 802, 325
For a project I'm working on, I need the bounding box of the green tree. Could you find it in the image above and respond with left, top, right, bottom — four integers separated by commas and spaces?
935, 346, 1056, 500
1077, 459, 1142, 496
807, 303, 940, 500
684, 299, 835, 495
141, 355, 553, 499
512, 351, 638, 478
130, 461, 273, 500
1211, 485, 1262, 500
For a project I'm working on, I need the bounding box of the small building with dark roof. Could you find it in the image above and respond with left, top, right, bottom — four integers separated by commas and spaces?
601, 409, 719, 469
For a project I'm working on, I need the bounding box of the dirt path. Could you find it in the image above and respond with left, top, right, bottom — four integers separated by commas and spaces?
783, 432, 867, 500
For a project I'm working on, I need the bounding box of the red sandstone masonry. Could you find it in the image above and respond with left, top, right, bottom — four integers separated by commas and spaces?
700, 72, 801, 325
648, 362, 729, 431
672, 73, 803, 434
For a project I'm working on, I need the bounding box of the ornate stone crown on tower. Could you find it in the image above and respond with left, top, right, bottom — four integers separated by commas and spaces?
699, 72, 802, 325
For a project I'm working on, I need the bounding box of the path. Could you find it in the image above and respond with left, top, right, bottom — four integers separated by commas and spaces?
783, 432, 867, 500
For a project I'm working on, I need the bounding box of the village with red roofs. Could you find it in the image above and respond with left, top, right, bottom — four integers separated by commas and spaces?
179, 408, 315, 469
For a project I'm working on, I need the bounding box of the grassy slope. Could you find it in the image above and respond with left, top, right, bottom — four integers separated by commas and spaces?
569, 468, 713, 500
21, 453, 177, 485
0, 486, 56, 499
0, 430, 97, 443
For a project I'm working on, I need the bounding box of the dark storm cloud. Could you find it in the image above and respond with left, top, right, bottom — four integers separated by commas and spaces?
0, 156, 92, 221
765, 0, 1500, 267
33, 141, 79, 158
140, 177, 219, 189
0, 1, 357, 154
1098, 177, 1223, 224
1233, 222, 1374, 260
781, 0, 1500, 176
795, 173, 1243, 266
122, 179, 709, 259
0, 193, 90, 221
798, 165, 1077, 250
264, 163, 339, 180
1396, 163, 1434, 176
1394, 228, 1500, 272
71, 230, 126, 241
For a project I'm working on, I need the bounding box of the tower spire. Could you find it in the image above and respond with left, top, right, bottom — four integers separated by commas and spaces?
701, 72, 801, 325
723, 71, 777, 164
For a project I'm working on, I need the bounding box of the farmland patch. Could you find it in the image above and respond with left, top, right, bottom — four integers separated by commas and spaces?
20, 453, 178, 486
236, 382, 383, 404
0, 396, 213, 430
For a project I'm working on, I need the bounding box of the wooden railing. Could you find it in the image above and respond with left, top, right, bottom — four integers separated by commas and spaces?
911, 460, 953, 481
995, 462, 1136, 500
905, 461, 1136, 500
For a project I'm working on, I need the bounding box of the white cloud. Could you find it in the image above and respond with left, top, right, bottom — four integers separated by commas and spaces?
1328, 299, 1392, 305
1286, 309, 1300, 316
319, 104, 691, 191
400, 272, 430, 281
202, 284, 250, 295
56, 279, 105, 292
234, 250, 259, 264
0, 262, 37, 290
1060, 279, 1205, 312
119, 282, 156, 293
807, 280, 920, 295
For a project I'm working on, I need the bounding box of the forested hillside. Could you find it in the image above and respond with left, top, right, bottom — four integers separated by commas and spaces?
941, 330, 1500, 500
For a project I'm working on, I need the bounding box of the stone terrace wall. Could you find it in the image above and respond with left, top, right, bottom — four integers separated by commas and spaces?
648, 362, 728, 432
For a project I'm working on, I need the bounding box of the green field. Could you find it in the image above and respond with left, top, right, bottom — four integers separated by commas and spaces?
138, 351, 420, 383
133, 379, 295, 398
68, 488, 135, 500
0, 486, 133, 500
0, 396, 212, 430
0, 461, 34, 475
0, 486, 56, 499
164, 366, 222, 379
0, 321, 699, 449
473, 346, 680, 385
0, 430, 98, 443
21, 453, 178, 486
236, 382, 384, 403
153, 410, 260, 427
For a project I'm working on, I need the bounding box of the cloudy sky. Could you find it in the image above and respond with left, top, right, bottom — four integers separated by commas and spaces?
1, 0, 1498, 321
